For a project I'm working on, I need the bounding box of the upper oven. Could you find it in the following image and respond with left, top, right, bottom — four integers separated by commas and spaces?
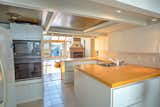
13, 40, 41, 57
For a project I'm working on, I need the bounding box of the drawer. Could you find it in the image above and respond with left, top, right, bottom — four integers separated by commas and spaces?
112, 82, 144, 107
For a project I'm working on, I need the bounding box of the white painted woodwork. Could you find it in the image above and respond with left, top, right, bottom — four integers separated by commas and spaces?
15, 79, 43, 104
74, 69, 160, 107
10, 23, 43, 40
44, 11, 57, 33
84, 21, 117, 33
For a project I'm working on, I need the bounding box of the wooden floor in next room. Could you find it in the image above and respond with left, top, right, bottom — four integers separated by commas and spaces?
17, 60, 77, 107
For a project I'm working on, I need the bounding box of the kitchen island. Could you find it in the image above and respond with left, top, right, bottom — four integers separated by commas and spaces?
74, 64, 160, 107
61, 57, 112, 83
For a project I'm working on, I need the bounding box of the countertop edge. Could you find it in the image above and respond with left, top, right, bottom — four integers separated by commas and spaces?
74, 65, 160, 88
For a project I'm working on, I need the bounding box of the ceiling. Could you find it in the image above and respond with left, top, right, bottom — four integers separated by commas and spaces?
0, 4, 42, 24
50, 12, 106, 31
0, 0, 160, 36
93, 23, 139, 34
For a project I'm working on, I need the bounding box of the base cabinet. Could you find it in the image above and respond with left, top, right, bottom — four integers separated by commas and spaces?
62, 60, 97, 83
74, 69, 160, 107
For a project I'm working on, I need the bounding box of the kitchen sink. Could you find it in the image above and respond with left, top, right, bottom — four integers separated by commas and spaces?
97, 61, 126, 67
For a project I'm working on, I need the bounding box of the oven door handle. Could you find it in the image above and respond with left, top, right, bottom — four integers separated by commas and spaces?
0, 59, 7, 107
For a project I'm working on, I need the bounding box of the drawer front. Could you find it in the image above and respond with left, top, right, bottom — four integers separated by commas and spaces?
112, 82, 144, 107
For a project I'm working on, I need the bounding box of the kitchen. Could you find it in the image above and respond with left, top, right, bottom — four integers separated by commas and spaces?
0, 0, 160, 107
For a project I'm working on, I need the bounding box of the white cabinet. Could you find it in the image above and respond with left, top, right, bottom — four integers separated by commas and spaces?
62, 60, 97, 83
15, 79, 43, 104
74, 69, 111, 107
10, 23, 43, 40
112, 83, 144, 107
74, 69, 160, 107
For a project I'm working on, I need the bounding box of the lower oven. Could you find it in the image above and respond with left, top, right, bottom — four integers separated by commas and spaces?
14, 58, 42, 81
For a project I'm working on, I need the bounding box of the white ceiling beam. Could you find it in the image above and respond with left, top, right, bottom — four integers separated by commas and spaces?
44, 11, 57, 34
49, 27, 107, 37
84, 21, 118, 33
0, 0, 150, 26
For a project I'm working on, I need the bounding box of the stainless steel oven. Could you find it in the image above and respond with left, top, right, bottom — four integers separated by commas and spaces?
13, 40, 42, 81
13, 40, 41, 57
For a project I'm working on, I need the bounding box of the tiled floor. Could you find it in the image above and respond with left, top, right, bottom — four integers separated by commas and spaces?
17, 60, 77, 107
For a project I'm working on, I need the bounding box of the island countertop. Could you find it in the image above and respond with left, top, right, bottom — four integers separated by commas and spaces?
75, 64, 160, 88
61, 57, 112, 63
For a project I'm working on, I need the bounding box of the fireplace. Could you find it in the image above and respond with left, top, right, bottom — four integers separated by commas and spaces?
70, 48, 85, 58
70, 38, 85, 58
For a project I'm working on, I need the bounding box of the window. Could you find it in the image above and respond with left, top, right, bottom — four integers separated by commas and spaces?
42, 35, 72, 58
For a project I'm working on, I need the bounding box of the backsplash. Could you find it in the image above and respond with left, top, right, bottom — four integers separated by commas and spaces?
98, 50, 160, 68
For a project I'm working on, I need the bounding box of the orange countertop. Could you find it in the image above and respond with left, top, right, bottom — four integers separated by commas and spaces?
61, 57, 96, 62
75, 64, 160, 88
61, 57, 112, 63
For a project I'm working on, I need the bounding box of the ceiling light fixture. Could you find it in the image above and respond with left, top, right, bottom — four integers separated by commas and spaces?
116, 10, 121, 13
152, 18, 157, 22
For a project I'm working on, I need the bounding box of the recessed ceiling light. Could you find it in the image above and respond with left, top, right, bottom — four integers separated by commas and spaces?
116, 10, 121, 13
152, 18, 157, 22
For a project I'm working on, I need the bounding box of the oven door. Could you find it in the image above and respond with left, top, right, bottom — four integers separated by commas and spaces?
15, 61, 42, 81
13, 40, 34, 56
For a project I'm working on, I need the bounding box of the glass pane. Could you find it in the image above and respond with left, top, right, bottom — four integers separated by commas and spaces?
66, 37, 73, 41
59, 36, 66, 40
51, 36, 58, 40
43, 36, 51, 40
51, 43, 64, 57
43, 42, 51, 57
44, 43, 50, 49
66, 41, 71, 57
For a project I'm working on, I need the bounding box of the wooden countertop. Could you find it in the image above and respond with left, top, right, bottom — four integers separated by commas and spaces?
61, 57, 112, 63
75, 64, 160, 88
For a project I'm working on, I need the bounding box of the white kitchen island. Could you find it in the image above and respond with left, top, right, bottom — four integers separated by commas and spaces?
74, 64, 160, 107
61, 58, 98, 83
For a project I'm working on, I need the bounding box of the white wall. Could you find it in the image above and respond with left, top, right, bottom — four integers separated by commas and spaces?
95, 23, 160, 68
108, 23, 160, 53
95, 36, 109, 51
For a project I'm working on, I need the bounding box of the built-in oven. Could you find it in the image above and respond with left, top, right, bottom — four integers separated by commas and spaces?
13, 40, 41, 57
13, 40, 42, 81
14, 58, 41, 80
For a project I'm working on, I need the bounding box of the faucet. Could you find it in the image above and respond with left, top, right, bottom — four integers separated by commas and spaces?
105, 57, 123, 66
